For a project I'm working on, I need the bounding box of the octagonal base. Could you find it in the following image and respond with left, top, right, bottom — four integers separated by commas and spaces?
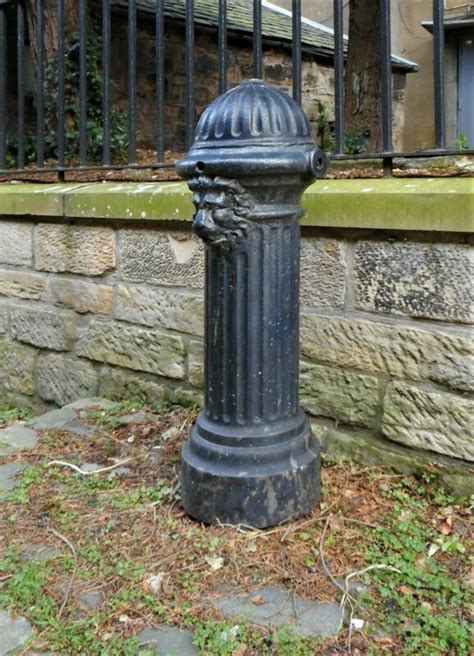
180, 412, 320, 528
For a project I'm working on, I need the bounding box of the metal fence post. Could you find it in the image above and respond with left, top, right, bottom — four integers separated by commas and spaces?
176, 80, 328, 528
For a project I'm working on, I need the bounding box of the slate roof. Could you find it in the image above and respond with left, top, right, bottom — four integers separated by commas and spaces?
422, 7, 474, 32
109, 0, 417, 71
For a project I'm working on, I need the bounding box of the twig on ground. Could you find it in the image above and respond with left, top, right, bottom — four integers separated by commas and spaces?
342, 563, 401, 600
319, 515, 346, 596
216, 519, 282, 539
49, 528, 78, 619
343, 564, 399, 650
343, 517, 381, 530
319, 514, 402, 651
47, 458, 133, 475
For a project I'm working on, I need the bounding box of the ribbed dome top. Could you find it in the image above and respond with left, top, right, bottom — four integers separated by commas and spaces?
193, 80, 312, 149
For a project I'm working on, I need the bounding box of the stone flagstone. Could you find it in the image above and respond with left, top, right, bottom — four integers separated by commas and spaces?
137, 626, 198, 655
20, 544, 61, 563
28, 404, 106, 438
210, 585, 342, 638
0, 462, 28, 499
118, 411, 160, 425
0, 425, 38, 455
77, 591, 104, 610
64, 397, 121, 413
28, 407, 78, 430
0, 610, 34, 655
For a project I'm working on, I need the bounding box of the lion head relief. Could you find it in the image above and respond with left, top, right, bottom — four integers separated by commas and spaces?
188, 176, 255, 254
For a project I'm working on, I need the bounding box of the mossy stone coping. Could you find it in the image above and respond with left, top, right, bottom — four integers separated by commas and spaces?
0, 178, 472, 231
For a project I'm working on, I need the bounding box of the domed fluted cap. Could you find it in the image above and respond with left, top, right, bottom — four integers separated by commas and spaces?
193, 79, 313, 149
176, 79, 328, 180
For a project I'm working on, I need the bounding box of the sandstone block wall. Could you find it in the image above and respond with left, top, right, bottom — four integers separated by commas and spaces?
0, 218, 472, 490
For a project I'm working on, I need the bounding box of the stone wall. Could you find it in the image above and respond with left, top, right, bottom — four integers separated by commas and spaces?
109, 17, 407, 151
3, 10, 408, 152
0, 205, 472, 493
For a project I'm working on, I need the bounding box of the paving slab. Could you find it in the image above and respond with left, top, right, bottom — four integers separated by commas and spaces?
20, 544, 61, 563
0, 425, 38, 455
0, 610, 34, 655
28, 407, 102, 438
60, 420, 102, 438
63, 397, 121, 412
118, 412, 160, 425
137, 626, 198, 655
209, 585, 342, 638
77, 591, 104, 610
0, 462, 29, 499
28, 407, 78, 430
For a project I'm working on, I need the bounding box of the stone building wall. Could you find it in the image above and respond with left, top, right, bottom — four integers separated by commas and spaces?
0, 207, 472, 493
3, 10, 408, 152
109, 17, 407, 151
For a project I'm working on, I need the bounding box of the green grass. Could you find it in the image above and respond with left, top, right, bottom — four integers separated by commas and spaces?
0, 404, 471, 655
0, 406, 34, 425
361, 477, 472, 656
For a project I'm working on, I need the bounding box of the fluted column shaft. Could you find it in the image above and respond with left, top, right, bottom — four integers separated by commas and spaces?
205, 218, 300, 427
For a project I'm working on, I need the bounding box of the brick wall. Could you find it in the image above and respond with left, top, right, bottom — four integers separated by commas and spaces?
0, 217, 472, 492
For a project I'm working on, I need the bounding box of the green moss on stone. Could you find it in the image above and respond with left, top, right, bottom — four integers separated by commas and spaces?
312, 418, 474, 498
0, 179, 472, 232
303, 178, 473, 232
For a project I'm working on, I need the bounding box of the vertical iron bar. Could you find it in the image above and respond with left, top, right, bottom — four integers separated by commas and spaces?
155, 0, 164, 162
292, 0, 301, 103
432, 0, 445, 148
383, 156, 393, 177
253, 0, 262, 79
36, 0, 45, 167
102, 0, 111, 165
0, 4, 6, 169
57, 0, 65, 175
185, 0, 194, 149
218, 0, 227, 94
128, 0, 137, 164
333, 0, 344, 155
380, 0, 392, 153
79, 0, 87, 166
17, 1, 25, 169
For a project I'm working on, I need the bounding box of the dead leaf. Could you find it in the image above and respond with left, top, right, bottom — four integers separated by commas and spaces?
438, 515, 453, 536
328, 514, 344, 531
143, 572, 166, 595
246, 540, 257, 554
205, 556, 224, 571
232, 645, 247, 656
344, 488, 358, 498
351, 618, 365, 630
250, 595, 265, 605
428, 543, 440, 557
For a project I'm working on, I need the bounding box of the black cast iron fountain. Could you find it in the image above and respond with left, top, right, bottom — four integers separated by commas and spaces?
176, 79, 328, 528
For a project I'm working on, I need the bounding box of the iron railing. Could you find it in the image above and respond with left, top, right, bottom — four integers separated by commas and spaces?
0, 0, 472, 179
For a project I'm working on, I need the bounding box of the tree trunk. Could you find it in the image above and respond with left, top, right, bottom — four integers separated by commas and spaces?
344, 0, 382, 151
26, 0, 79, 67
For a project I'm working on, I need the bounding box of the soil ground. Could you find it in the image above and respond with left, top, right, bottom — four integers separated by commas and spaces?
0, 400, 472, 655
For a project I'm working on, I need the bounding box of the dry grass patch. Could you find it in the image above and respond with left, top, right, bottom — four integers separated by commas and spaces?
0, 402, 471, 655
